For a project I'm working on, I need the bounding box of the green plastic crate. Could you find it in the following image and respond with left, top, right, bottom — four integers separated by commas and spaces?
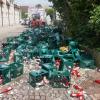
9, 63, 23, 79
0, 64, 11, 84
0, 52, 9, 62
62, 55, 74, 67
29, 70, 48, 87
40, 55, 54, 64
2, 47, 11, 54
80, 51, 95, 69
7, 37, 14, 42
14, 52, 23, 63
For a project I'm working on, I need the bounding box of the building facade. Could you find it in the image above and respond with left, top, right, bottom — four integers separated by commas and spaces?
28, 6, 46, 22
20, 6, 28, 19
14, 4, 20, 24
0, 0, 20, 27
20, 6, 28, 14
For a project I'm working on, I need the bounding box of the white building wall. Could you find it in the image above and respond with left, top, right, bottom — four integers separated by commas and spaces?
9, 5, 14, 26
2, 4, 8, 26
0, 0, 20, 27
0, 4, 2, 27
28, 6, 34, 18
14, 8, 20, 24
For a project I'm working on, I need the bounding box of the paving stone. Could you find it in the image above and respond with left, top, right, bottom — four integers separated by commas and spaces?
34, 91, 40, 96
45, 96, 52, 100
55, 93, 60, 98
40, 96, 46, 100
34, 95, 41, 100
94, 94, 100, 99
29, 95, 35, 100
58, 90, 64, 94
89, 95, 97, 100
39, 92, 45, 96
3, 98, 9, 100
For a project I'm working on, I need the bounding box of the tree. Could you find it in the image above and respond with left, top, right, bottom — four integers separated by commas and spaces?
49, 0, 100, 48
88, 5, 100, 47
21, 12, 28, 19
45, 8, 55, 20
89, 6, 100, 34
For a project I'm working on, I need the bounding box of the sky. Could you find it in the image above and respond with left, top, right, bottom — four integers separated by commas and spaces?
15, 0, 52, 7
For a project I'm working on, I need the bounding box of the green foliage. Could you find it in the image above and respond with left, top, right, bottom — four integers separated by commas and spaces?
45, 8, 54, 16
21, 12, 28, 19
49, 0, 100, 48
45, 8, 55, 20
89, 6, 100, 34
88, 5, 100, 48
96, 48, 100, 52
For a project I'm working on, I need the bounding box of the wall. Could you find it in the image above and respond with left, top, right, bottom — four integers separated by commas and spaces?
0, 3, 2, 27
9, 5, 14, 26
14, 7, 20, 24
2, 3, 8, 26
0, 0, 20, 27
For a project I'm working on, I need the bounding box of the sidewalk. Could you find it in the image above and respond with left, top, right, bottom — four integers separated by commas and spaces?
0, 25, 27, 42
80, 70, 100, 100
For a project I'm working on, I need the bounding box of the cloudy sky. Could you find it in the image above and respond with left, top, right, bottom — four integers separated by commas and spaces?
15, 0, 52, 6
